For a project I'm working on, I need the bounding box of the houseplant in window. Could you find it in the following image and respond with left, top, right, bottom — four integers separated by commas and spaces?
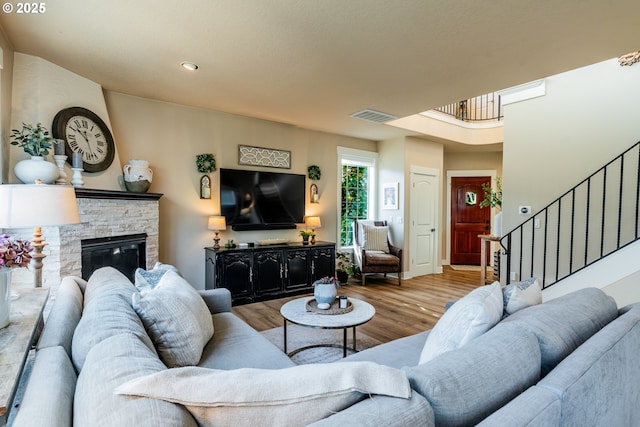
479, 178, 502, 236
10, 122, 59, 184
0, 234, 33, 328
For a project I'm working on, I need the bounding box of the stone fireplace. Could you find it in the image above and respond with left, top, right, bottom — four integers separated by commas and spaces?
8, 189, 162, 301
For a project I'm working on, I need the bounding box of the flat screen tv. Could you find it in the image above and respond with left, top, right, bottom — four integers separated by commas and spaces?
220, 168, 306, 231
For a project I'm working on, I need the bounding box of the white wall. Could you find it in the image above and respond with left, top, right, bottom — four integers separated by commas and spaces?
9, 54, 123, 188
0, 32, 14, 183
3, 53, 377, 290
104, 92, 376, 289
502, 58, 640, 303
377, 138, 406, 250
502, 59, 640, 232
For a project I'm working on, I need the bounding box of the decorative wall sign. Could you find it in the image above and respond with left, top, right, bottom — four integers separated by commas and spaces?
466, 191, 477, 206
238, 145, 291, 169
382, 182, 399, 210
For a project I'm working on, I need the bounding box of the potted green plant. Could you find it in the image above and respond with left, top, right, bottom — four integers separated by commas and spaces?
299, 229, 315, 245
10, 122, 58, 184
479, 177, 502, 209
479, 178, 503, 236
335, 252, 352, 284
336, 251, 361, 282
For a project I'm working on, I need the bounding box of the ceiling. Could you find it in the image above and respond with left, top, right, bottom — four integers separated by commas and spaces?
1, 1, 638, 143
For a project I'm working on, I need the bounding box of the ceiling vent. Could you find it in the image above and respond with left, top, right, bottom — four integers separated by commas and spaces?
350, 109, 398, 124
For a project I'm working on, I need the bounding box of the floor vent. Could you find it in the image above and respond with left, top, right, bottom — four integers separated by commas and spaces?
350, 109, 398, 124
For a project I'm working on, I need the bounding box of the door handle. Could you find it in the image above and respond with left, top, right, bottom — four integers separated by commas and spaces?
430, 228, 436, 232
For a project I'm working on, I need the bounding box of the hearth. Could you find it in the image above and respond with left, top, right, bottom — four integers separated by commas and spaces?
81, 233, 147, 282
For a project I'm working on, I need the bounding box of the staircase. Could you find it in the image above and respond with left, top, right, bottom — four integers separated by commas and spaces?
500, 141, 640, 291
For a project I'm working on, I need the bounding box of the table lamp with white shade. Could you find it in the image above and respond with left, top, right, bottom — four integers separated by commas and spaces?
208, 215, 227, 250
304, 216, 321, 245
0, 183, 80, 288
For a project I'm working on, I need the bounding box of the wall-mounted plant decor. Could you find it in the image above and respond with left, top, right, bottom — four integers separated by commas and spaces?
307, 165, 321, 181
238, 145, 290, 169
196, 153, 216, 173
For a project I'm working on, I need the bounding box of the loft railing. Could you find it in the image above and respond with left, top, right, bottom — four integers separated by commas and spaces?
434, 92, 503, 122
500, 141, 640, 289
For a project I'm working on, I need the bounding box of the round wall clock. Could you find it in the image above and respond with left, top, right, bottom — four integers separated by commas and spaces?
52, 107, 115, 173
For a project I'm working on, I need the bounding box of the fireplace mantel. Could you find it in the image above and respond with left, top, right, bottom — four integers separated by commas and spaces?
75, 188, 163, 201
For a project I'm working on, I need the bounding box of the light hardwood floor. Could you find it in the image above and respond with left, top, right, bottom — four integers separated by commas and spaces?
232, 266, 482, 344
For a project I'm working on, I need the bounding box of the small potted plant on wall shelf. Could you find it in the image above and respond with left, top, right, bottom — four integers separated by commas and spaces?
308, 165, 321, 203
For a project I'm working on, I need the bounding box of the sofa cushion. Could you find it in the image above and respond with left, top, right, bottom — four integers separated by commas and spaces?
134, 261, 178, 292
199, 312, 294, 369
476, 386, 561, 427
536, 303, 640, 425
502, 277, 542, 315
12, 346, 76, 427
115, 362, 411, 427
72, 291, 155, 373
83, 266, 137, 307
501, 287, 618, 375
37, 276, 85, 357
419, 281, 503, 363
344, 330, 428, 368
406, 322, 541, 426
307, 392, 435, 427
75, 332, 197, 427
132, 270, 214, 368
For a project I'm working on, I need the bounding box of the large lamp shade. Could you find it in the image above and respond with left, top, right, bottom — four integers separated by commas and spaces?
0, 184, 80, 288
0, 184, 80, 228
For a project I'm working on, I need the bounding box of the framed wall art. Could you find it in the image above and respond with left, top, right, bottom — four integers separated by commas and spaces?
200, 175, 211, 199
238, 145, 291, 169
382, 182, 399, 210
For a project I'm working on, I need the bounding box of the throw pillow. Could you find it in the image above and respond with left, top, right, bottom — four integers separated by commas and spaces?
115, 361, 411, 427
134, 262, 178, 292
419, 281, 503, 364
362, 224, 389, 253
502, 277, 542, 315
132, 270, 214, 367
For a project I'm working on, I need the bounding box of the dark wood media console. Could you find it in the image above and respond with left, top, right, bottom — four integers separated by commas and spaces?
205, 242, 336, 305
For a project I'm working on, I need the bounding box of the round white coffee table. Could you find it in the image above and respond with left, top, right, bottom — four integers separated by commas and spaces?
280, 297, 375, 358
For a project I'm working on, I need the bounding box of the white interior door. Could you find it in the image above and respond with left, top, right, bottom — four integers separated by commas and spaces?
410, 171, 438, 277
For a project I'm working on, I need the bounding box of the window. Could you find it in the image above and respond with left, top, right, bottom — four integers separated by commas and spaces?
337, 147, 377, 248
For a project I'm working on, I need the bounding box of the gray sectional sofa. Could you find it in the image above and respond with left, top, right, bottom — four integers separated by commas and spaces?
11, 266, 640, 426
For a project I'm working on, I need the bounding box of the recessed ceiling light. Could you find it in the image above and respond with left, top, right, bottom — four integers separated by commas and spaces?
180, 61, 199, 71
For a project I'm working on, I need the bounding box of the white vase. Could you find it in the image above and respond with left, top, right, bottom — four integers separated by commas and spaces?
123, 159, 153, 193
492, 211, 503, 237
14, 156, 59, 184
314, 283, 337, 305
0, 269, 11, 329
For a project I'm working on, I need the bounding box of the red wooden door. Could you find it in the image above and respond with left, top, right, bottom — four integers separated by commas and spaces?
451, 176, 491, 265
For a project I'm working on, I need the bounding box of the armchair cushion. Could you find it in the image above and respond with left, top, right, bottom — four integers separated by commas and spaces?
365, 252, 400, 267
362, 224, 389, 253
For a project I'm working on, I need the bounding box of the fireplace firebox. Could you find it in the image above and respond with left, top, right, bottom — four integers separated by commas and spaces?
81, 233, 147, 282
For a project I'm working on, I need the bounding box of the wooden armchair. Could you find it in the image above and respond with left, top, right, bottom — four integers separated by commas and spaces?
352, 220, 402, 286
